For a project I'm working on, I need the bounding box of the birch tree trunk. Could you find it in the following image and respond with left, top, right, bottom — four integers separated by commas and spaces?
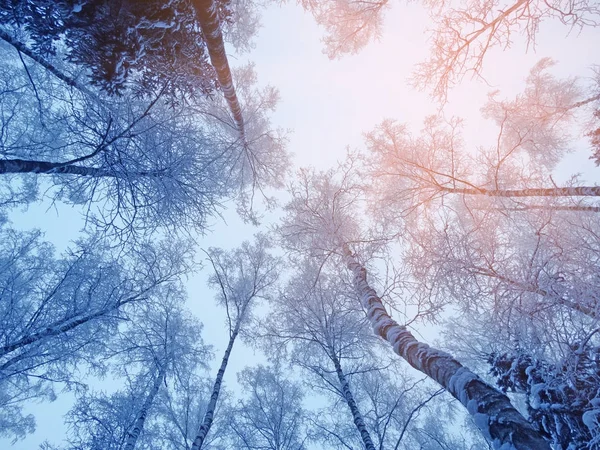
504, 205, 600, 213
342, 244, 551, 450
124, 363, 168, 450
191, 327, 239, 450
0, 158, 166, 178
442, 186, 600, 198
192, 0, 246, 140
330, 350, 377, 450
0, 29, 95, 96
0, 298, 135, 361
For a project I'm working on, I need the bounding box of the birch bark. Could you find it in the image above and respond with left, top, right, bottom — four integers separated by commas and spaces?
441, 186, 600, 198
0, 158, 164, 178
0, 297, 137, 361
191, 326, 239, 450
330, 350, 377, 450
343, 244, 550, 450
192, 0, 246, 140
123, 363, 168, 450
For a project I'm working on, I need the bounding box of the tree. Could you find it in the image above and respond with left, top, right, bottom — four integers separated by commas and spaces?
192, 0, 246, 139
388, 152, 600, 448
343, 243, 549, 449
0, 45, 288, 240
405, 196, 600, 339
293, 0, 388, 58
153, 372, 230, 450
349, 366, 448, 450
226, 364, 309, 450
414, 0, 600, 101
0, 0, 237, 96
60, 293, 210, 450
364, 64, 600, 221
0, 222, 192, 441
265, 257, 387, 450
191, 235, 280, 450
279, 166, 550, 448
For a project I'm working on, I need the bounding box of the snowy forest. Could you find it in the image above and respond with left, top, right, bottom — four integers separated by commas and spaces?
0, 0, 599, 449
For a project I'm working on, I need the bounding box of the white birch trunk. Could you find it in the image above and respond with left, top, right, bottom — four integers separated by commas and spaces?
192, 0, 246, 140
330, 351, 377, 450
343, 244, 550, 450
0, 158, 111, 176
0, 298, 132, 360
0, 158, 168, 179
504, 205, 600, 213
442, 186, 600, 197
123, 363, 168, 450
190, 327, 239, 450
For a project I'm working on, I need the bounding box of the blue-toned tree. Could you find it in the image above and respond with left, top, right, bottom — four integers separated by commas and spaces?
191, 235, 280, 450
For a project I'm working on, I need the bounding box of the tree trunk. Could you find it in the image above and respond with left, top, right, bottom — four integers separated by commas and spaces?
342, 244, 550, 450
330, 351, 377, 450
124, 363, 168, 450
0, 299, 131, 361
504, 205, 600, 213
192, 0, 245, 140
443, 186, 600, 198
0, 158, 110, 176
191, 327, 239, 450
0, 29, 95, 97
0, 158, 167, 179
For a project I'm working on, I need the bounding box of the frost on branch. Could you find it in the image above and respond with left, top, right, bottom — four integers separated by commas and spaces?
0, 49, 288, 239
489, 347, 600, 449
191, 236, 280, 450
0, 223, 193, 442
195, 64, 289, 224
278, 163, 365, 258
482, 58, 586, 170
265, 257, 383, 450
0, 0, 239, 97
415, 0, 600, 101
227, 364, 309, 450
295, 0, 388, 58
280, 166, 548, 448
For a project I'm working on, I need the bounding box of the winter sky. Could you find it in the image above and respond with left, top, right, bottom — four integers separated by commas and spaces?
4, 1, 600, 448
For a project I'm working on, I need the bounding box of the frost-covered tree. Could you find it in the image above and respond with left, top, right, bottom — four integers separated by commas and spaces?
152, 372, 230, 450
279, 165, 549, 449
404, 198, 600, 350
304, 360, 458, 450
349, 366, 447, 450
0, 0, 258, 97
365, 63, 600, 220
414, 0, 600, 101
292, 0, 388, 58
399, 196, 600, 446
192, 0, 246, 139
60, 293, 210, 450
265, 255, 390, 450
0, 222, 192, 442
0, 44, 287, 240
191, 235, 280, 450
226, 364, 309, 450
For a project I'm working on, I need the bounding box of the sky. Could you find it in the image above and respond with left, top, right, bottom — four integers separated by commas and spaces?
4, 1, 600, 448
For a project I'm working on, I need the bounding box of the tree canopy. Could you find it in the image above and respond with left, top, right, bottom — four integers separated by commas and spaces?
1, 1, 599, 449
